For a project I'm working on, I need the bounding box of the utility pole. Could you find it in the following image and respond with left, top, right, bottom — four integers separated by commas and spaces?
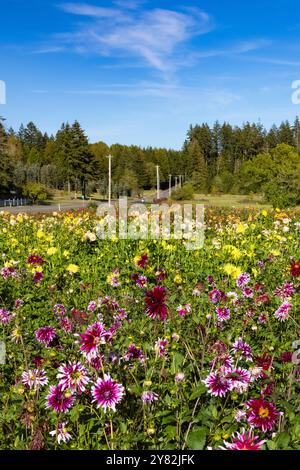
169, 174, 172, 197
156, 165, 160, 200
107, 154, 113, 206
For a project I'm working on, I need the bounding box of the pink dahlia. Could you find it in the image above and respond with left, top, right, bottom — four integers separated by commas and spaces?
221, 430, 266, 450
274, 283, 294, 299
0, 308, 13, 324
46, 385, 75, 413
246, 398, 279, 432
203, 371, 231, 397
155, 338, 169, 357
21, 369, 48, 390
177, 304, 191, 317
59, 317, 73, 333
50, 422, 72, 444
145, 286, 168, 321
226, 368, 251, 394
232, 338, 253, 362
208, 289, 224, 304
91, 375, 124, 412
87, 301, 97, 312
142, 391, 159, 403
136, 275, 148, 288
274, 300, 291, 322
53, 304, 66, 316
57, 361, 89, 393
35, 326, 56, 347
1, 266, 18, 279
242, 287, 253, 298
236, 272, 250, 288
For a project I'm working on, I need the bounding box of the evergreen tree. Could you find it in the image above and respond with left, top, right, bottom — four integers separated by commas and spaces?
69, 121, 94, 196
0, 117, 13, 194
187, 140, 209, 192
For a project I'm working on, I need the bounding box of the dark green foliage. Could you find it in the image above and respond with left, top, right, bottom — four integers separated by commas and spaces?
171, 183, 194, 201
22, 182, 50, 203
1, 115, 300, 207
239, 144, 300, 208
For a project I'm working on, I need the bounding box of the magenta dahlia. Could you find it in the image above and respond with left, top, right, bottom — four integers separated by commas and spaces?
145, 286, 168, 321
79, 322, 107, 359
46, 385, 75, 413
177, 304, 191, 317
232, 338, 253, 362
203, 371, 231, 397
123, 344, 145, 363
91, 375, 124, 412
216, 306, 231, 322
221, 429, 266, 450
35, 326, 56, 347
53, 304, 66, 316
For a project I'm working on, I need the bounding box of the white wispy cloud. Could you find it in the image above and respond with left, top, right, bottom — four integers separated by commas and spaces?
56, 3, 214, 73
64, 81, 241, 106
59, 3, 120, 18
253, 57, 300, 66
112, 0, 146, 9
32, 46, 66, 54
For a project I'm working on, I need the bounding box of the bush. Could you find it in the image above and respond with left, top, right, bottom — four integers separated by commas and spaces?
239, 144, 300, 208
87, 201, 98, 210
213, 172, 235, 194
22, 183, 49, 203
171, 183, 194, 201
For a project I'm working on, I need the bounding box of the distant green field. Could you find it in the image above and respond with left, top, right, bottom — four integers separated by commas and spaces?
193, 193, 271, 208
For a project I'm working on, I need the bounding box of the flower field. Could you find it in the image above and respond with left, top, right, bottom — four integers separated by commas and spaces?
0, 208, 300, 450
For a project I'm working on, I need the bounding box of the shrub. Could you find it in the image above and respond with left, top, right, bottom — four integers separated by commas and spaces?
22, 183, 50, 203
171, 183, 194, 201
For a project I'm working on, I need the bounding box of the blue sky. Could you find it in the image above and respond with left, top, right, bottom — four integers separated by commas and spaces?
1, 0, 300, 148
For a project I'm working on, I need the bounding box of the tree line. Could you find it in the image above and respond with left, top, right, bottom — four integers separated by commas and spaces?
1, 116, 300, 206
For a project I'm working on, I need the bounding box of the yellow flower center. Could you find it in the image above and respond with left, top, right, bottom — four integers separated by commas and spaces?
259, 407, 269, 418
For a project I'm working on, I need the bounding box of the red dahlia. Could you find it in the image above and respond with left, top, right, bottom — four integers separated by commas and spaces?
27, 254, 45, 265
246, 398, 279, 432
290, 261, 300, 278
145, 286, 168, 321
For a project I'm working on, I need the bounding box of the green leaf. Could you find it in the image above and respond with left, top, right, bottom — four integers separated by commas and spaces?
187, 427, 207, 450
171, 353, 185, 374
267, 440, 276, 450
276, 432, 290, 449
189, 384, 207, 400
